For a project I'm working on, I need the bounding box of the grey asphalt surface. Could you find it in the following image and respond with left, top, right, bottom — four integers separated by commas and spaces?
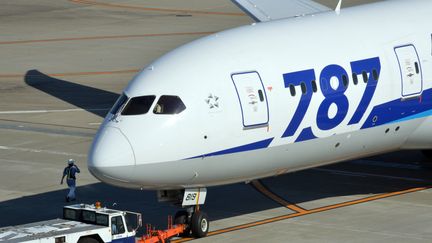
1, 1, 432, 242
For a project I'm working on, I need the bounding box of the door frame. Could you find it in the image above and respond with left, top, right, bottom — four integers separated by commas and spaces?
231, 71, 270, 128
394, 44, 423, 97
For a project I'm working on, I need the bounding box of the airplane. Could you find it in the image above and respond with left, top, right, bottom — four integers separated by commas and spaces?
87, 0, 432, 238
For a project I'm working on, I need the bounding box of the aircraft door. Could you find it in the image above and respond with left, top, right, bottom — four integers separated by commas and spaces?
394, 45, 423, 97
231, 71, 269, 127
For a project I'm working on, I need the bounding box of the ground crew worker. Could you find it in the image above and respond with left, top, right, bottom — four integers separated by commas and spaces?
60, 159, 80, 202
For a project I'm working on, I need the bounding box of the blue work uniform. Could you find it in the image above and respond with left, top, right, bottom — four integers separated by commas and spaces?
63, 165, 80, 201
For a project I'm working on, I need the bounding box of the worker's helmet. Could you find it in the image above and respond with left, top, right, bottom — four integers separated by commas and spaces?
68, 159, 75, 165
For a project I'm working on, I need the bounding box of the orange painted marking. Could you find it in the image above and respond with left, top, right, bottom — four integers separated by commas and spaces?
0, 31, 214, 45
172, 237, 193, 243
171, 186, 430, 242
0, 69, 139, 79
207, 186, 430, 236
251, 180, 308, 213
70, 0, 245, 16
306, 186, 429, 213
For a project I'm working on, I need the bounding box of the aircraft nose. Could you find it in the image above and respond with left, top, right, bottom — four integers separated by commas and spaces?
88, 126, 135, 185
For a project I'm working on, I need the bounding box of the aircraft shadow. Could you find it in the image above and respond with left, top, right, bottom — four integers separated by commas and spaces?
1, 151, 430, 235
24, 70, 119, 117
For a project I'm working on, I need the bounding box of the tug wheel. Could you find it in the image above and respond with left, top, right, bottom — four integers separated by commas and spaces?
191, 211, 209, 238
78, 237, 100, 243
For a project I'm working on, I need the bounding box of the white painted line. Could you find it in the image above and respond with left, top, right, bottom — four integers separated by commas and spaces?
0, 108, 109, 115
313, 168, 427, 182
88, 122, 102, 125
0, 145, 86, 157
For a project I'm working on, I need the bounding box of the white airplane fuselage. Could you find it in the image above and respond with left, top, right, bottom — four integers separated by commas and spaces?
88, 0, 432, 190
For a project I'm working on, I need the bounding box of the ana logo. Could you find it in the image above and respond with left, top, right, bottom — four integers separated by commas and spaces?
205, 94, 220, 109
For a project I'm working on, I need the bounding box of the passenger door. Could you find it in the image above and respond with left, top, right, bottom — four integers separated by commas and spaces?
394, 45, 423, 97
231, 71, 269, 128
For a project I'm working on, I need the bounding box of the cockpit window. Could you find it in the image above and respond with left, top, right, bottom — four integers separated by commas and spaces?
121, 95, 156, 116
153, 96, 186, 114
110, 94, 128, 115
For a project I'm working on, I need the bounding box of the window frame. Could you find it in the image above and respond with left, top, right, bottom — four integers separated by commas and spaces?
121, 95, 156, 116
300, 82, 307, 95
414, 62, 420, 74
352, 73, 358, 85
63, 208, 80, 221
258, 90, 265, 102
372, 69, 379, 81
111, 216, 126, 235
342, 74, 349, 88
289, 84, 296, 96
153, 95, 186, 115
110, 94, 128, 115
311, 80, 318, 93
81, 210, 96, 224
362, 71, 368, 83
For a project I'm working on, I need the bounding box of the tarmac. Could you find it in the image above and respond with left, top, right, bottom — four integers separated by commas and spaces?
0, 0, 431, 242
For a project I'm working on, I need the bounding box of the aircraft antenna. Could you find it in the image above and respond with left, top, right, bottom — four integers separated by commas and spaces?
335, 0, 342, 15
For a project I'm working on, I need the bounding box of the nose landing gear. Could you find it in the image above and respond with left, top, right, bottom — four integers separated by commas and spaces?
174, 207, 209, 238
158, 188, 209, 238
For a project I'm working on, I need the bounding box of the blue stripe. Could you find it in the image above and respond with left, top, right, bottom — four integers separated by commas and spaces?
187, 89, 432, 158
187, 138, 274, 159
361, 88, 432, 129
392, 109, 432, 123
295, 127, 317, 142
292, 88, 432, 143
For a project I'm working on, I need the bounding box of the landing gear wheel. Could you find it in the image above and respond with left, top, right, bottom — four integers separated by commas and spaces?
174, 210, 190, 236
191, 211, 209, 238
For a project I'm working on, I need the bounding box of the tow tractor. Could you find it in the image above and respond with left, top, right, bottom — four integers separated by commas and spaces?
0, 203, 187, 243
